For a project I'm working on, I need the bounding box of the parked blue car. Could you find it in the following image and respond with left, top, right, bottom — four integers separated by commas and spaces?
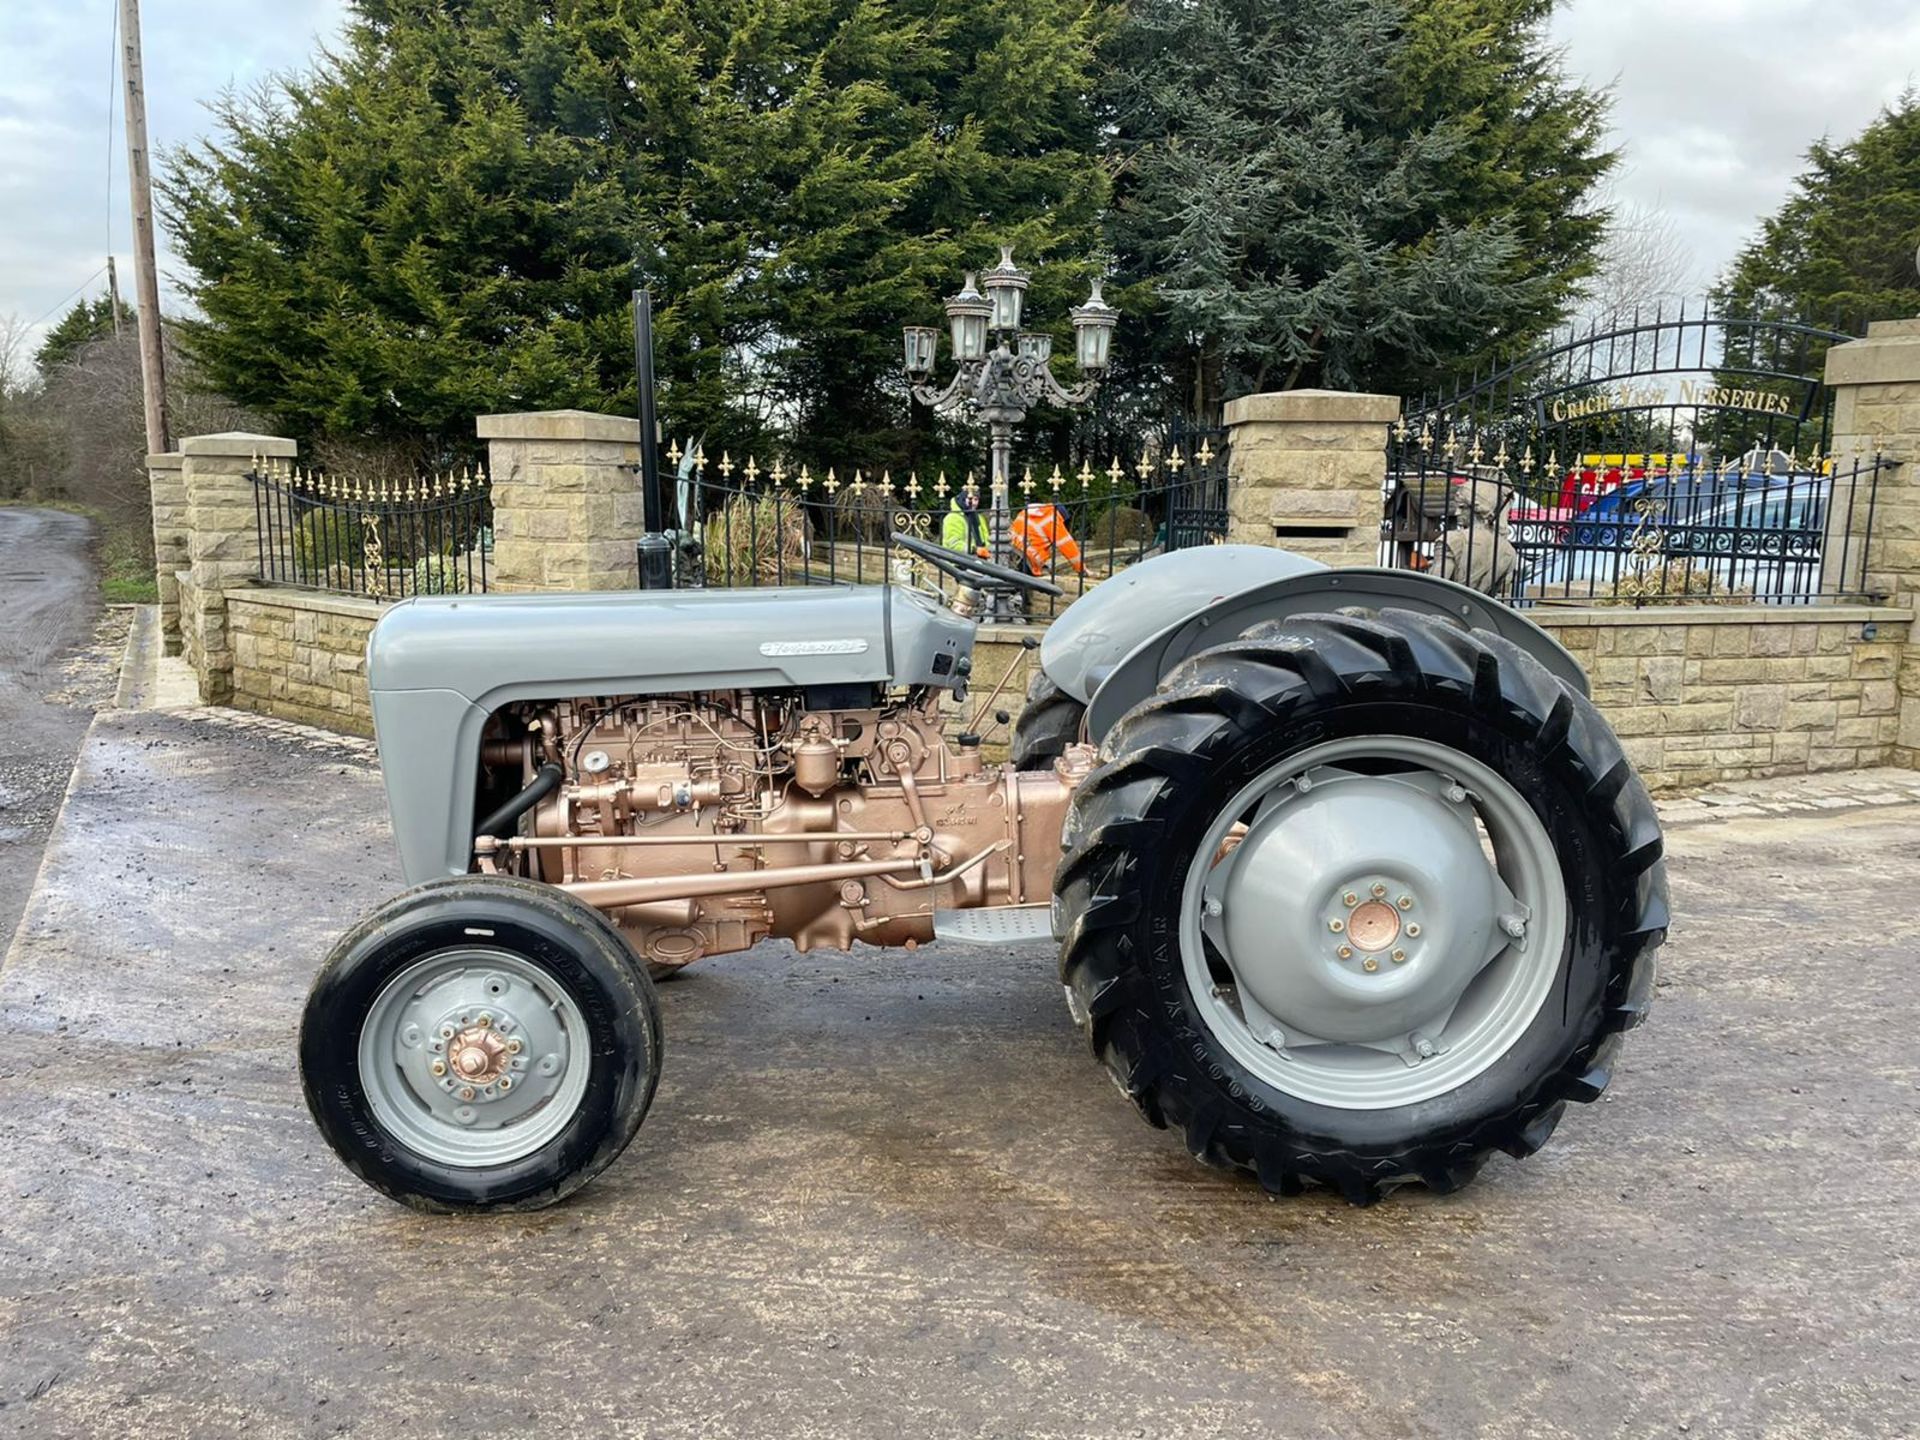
1529, 453, 1829, 601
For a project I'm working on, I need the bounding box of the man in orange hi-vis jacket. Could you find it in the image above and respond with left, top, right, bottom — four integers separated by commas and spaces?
1009, 502, 1085, 577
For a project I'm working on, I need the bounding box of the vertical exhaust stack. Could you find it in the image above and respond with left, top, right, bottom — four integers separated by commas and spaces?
633, 288, 673, 590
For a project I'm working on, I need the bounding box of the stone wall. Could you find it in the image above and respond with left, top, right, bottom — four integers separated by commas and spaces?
228, 587, 384, 735
147, 452, 186, 654
1824, 320, 1920, 765
1222, 390, 1398, 566
1531, 605, 1908, 791
970, 603, 1911, 791
477, 410, 647, 592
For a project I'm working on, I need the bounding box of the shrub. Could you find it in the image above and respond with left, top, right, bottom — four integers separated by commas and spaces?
704, 493, 811, 582
293, 509, 365, 578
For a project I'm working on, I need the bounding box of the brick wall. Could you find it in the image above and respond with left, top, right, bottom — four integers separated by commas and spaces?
228, 587, 384, 736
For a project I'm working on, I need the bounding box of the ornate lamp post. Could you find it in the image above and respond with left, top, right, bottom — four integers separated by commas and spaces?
903, 246, 1118, 615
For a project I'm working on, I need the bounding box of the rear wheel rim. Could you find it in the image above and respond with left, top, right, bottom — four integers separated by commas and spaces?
1179, 735, 1568, 1110
356, 948, 591, 1167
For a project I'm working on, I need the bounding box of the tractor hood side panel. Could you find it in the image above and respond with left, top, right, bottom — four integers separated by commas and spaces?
365, 587, 973, 881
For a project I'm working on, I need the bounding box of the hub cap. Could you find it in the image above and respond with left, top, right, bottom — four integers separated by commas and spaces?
356, 949, 590, 1167
1181, 736, 1568, 1109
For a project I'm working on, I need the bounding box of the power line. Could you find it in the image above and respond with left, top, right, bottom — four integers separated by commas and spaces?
26, 266, 109, 332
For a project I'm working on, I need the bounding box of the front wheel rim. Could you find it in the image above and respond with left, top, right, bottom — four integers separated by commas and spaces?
1179, 735, 1569, 1110
356, 948, 591, 1167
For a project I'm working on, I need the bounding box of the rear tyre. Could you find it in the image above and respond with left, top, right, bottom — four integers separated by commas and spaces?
300, 875, 662, 1213
1055, 609, 1666, 1203
1010, 669, 1086, 770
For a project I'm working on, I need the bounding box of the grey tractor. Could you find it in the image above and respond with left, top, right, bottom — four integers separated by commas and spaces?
300, 535, 1667, 1211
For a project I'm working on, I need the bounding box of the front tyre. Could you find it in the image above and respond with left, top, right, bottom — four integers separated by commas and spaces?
1055, 609, 1666, 1202
300, 875, 662, 1212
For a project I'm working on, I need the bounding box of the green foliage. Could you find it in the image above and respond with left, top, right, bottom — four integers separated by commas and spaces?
1102, 0, 1613, 416
35, 296, 136, 376
409, 555, 475, 594
293, 508, 365, 578
1717, 94, 1920, 328
705, 491, 810, 582
1712, 92, 1920, 405
162, 0, 1111, 467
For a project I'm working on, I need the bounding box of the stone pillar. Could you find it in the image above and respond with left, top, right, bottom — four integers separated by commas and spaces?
180, 431, 297, 703
1825, 319, 1920, 764
476, 410, 647, 592
146, 450, 186, 654
1221, 389, 1400, 567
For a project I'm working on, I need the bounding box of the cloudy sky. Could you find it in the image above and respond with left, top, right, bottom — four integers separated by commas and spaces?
2, 0, 1915, 361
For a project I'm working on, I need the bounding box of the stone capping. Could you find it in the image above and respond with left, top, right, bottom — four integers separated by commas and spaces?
1223, 390, 1400, 426
476, 409, 643, 444
180, 431, 298, 459
1528, 603, 1912, 628
1823, 318, 1920, 389
232, 583, 391, 622
146, 451, 183, 471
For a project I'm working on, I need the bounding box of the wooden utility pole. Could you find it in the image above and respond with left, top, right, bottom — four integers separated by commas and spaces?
106, 255, 123, 337
118, 0, 169, 453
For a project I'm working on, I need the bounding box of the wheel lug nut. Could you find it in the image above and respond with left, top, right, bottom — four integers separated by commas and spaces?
499, 1076, 512, 1091
459, 1086, 476, 1101
1362, 957, 1379, 972
477, 1014, 492, 1028
1337, 945, 1353, 960
506, 1038, 523, 1054
1397, 895, 1413, 910
1406, 923, 1421, 937
430, 1059, 446, 1076
1391, 949, 1407, 963
1370, 883, 1387, 898
1328, 918, 1344, 933
1342, 891, 1358, 906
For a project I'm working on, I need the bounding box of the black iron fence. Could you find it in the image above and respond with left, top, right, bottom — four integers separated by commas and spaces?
664, 431, 1229, 621
250, 461, 493, 598
1383, 307, 1889, 606
1383, 437, 1889, 606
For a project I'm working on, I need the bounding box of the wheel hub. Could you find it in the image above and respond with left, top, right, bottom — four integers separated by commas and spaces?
1213, 771, 1513, 1046
450, 1024, 509, 1086
358, 950, 586, 1166
1344, 898, 1402, 953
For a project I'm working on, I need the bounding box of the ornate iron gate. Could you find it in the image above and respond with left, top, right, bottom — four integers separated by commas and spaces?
1384, 306, 1890, 606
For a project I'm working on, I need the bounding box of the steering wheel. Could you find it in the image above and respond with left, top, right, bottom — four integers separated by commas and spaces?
889, 530, 1065, 597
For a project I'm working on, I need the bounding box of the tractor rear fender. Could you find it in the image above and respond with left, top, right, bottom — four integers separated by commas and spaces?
1062, 562, 1589, 747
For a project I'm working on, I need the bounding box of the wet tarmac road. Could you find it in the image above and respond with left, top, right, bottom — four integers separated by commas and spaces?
0, 707, 1917, 1438
0, 508, 100, 955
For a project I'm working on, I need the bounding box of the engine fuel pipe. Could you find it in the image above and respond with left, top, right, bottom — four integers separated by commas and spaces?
474, 762, 564, 840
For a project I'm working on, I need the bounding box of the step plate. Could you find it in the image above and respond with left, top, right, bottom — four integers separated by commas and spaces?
933, 904, 1056, 945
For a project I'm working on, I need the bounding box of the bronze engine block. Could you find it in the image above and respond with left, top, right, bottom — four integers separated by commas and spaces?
474, 691, 1092, 972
